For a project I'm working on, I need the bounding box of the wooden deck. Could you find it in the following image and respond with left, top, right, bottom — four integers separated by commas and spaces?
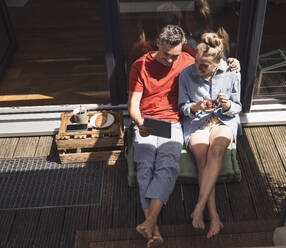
0, 126, 286, 247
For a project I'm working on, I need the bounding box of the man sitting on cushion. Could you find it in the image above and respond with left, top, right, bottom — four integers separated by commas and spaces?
129, 24, 240, 247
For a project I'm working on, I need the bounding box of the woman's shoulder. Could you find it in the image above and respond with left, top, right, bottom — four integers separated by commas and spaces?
219, 60, 241, 80
181, 63, 196, 76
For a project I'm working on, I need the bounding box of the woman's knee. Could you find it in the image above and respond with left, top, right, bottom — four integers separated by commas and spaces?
208, 144, 227, 159
189, 143, 208, 168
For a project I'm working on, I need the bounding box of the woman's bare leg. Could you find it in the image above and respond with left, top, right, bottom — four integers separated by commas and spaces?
194, 125, 233, 237
189, 133, 209, 230
206, 188, 224, 238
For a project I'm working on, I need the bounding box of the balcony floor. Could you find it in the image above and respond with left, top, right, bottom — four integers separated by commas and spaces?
0, 126, 286, 247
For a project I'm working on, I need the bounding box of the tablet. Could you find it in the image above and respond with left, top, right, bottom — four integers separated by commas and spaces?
144, 117, 171, 138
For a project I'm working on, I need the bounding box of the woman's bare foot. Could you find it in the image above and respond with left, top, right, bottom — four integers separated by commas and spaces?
207, 216, 224, 238
136, 218, 154, 240
191, 206, 205, 230
147, 225, 164, 247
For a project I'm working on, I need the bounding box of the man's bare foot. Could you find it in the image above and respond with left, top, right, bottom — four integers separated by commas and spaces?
207, 216, 224, 238
136, 219, 154, 240
147, 225, 164, 247
191, 206, 205, 230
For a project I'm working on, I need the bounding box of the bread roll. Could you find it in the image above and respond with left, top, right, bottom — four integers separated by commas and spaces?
95, 111, 108, 127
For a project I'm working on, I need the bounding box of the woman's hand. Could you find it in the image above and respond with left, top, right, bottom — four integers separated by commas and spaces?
227, 58, 240, 72
218, 93, 231, 111
191, 100, 214, 113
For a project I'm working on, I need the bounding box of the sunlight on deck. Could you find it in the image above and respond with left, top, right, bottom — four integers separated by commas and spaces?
0, 94, 54, 101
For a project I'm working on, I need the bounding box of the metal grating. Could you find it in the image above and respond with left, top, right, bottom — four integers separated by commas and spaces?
0, 158, 104, 209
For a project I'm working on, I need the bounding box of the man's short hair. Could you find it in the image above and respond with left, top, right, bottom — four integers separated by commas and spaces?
158, 25, 186, 46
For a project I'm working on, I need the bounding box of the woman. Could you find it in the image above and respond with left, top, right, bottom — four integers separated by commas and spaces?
178, 32, 242, 238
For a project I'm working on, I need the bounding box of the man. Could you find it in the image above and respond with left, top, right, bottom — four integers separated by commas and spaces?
128, 25, 239, 247
128, 25, 192, 247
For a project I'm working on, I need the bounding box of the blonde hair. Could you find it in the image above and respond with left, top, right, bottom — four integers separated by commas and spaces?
197, 32, 224, 63
194, 0, 212, 30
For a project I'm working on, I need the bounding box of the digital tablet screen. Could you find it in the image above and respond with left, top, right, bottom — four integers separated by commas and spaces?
144, 117, 171, 138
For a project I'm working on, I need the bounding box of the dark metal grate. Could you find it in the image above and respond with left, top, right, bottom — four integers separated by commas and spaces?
0, 158, 105, 210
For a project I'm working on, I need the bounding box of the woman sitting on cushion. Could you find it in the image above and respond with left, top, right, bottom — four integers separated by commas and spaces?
178, 31, 242, 238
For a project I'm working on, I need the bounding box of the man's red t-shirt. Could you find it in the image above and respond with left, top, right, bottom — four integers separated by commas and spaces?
129, 51, 195, 122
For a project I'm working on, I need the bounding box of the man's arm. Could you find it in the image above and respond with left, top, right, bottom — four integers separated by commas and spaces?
128, 91, 154, 137
227, 57, 240, 72
128, 91, 144, 127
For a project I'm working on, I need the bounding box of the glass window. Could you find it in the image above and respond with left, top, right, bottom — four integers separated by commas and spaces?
253, 2, 286, 103
0, 2, 109, 107
0, 14, 9, 62
119, 0, 241, 87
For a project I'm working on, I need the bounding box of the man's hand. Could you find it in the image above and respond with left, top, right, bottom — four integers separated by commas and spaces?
138, 125, 154, 137
218, 93, 231, 111
227, 58, 240, 72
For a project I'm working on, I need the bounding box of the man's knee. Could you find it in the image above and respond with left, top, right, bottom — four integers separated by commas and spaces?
134, 143, 156, 162
157, 141, 182, 162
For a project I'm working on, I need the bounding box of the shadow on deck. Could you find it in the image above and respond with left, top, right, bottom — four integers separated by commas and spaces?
0, 126, 286, 247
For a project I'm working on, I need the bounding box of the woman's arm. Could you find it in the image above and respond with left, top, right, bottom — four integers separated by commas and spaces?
179, 70, 207, 116
220, 72, 242, 116
178, 71, 196, 117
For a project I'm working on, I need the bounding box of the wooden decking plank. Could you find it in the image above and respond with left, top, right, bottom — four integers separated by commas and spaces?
164, 231, 273, 248
59, 206, 90, 248
160, 185, 185, 225
136, 197, 146, 226
181, 181, 233, 223
226, 152, 257, 221
0, 211, 16, 247
0, 137, 19, 159
6, 209, 41, 247
112, 161, 138, 228
13, 137, 40, 158
75, 220, 277, 247
251, 126, 286, 212
238, 128, 276, 219
269, 125, 286, 169
32, 208, 66, 247
181, 184, 199, 221
214, 183, 233, 222
88, 164, 115, 229
34, 136, 54, 157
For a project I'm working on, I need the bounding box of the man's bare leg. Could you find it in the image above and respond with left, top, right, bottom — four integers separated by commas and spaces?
136, 199, 163, 242
147, 224, 164, 248
139, 208, 163, 247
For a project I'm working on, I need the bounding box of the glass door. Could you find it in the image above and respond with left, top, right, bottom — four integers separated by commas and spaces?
0, 0, 16, 81
119, 0, 241, 88
253, 2, 286, 104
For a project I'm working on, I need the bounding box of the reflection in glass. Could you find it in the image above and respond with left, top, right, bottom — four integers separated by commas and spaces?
0, 14, 9, 59
119, 0, 240, 87
254, 2, 286, 102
